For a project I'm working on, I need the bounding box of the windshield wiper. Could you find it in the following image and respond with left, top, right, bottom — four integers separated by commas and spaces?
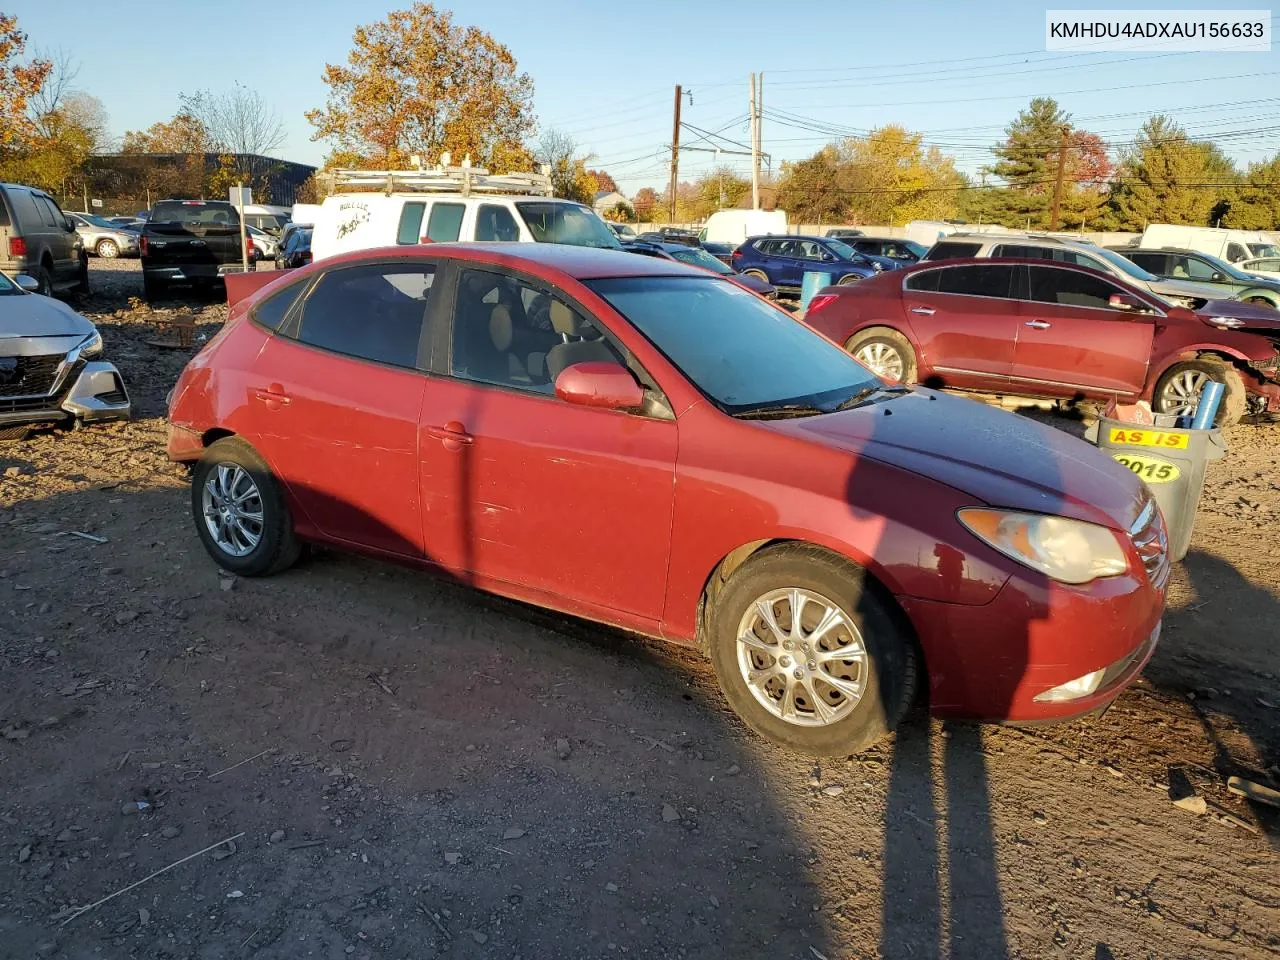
832, 384, 910, 412
734, 403, 829, 420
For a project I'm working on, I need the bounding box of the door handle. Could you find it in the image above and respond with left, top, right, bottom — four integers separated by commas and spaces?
909, 306, 935, 315
426, 421, 473, 450
252, 384, 291, 407
1024, 320, 1052, 329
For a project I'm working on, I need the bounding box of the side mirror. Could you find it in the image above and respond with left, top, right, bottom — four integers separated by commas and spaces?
14, 274, 39, 293
820, 251, 835, 262
1211, 272, 1224, 282
1108, 292, 1146, 312
554, 360, 644, 410
64, 217, 76, 232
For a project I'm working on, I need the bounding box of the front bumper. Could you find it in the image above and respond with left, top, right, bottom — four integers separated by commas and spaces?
0, 361, 130, 428
901, 567, 1164, 723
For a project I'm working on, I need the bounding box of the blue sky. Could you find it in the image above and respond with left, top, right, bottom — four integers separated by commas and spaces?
10, 1, 1279, 193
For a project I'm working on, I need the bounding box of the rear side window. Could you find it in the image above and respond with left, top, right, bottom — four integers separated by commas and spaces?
396, 203, 426, 244
903, 269, 940, 292
0, 190, 9, 227
252, 282, 307, 331
291, 263, 436, 368
426, 202, 464, 242
1028, 266, 1124, 309
1124, 252, 1167, 274
475, 204, 520, 241
35, 196, 59, 228
933, 264, 1016, 298
924, 240, 982, 261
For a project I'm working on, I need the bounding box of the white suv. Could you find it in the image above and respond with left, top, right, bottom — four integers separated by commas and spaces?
310, 166, 621, 261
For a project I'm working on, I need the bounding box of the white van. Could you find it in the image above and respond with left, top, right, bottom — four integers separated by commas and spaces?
288, 203, 322, 227
241, 204, 291, 235
309, 166, 620, 262
1138, 224, 1280, 264
699, 209, 787, 245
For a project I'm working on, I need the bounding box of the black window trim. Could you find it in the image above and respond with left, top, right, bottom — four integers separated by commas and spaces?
901, 262, 1022, 302
1023, 263, 1164, 317
434, 261, 673, 419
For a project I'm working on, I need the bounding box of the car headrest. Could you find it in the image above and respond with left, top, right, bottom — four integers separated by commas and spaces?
490, 305, 513, 351
550, 301, 577, 336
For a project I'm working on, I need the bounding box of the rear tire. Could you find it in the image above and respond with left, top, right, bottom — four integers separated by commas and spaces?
708, 544, 917, 757
96, 239, 119, 259
1153, 358, 1246, 426
743, 269, 769, 285
34, 264, 53, 297
1244, 296, 1276, 309
837, 274, 861, 286
190, 438, 301, 577
72, 254, 90, 296
845, 328, 918, 384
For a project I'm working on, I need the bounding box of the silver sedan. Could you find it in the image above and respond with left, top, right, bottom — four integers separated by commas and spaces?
68, 212, 141, 259
0, 271, 129, 438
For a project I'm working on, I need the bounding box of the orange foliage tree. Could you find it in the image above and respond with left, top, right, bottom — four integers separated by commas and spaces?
0, 13, 51, 150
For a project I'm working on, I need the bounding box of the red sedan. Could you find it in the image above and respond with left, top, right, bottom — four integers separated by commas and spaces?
803, 257, 1280, 424
168, 245, 1166, 756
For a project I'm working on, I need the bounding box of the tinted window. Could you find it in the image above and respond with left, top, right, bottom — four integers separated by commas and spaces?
1226, 243, 1248, 262
475, 204, 520, 242
924, 240, 982, 261
451, 269, 622, 395
151, 201, 240, 227
252, 281, 307, 331
934, 264, 1016, 298
1124, 252, 1168, 274
426, 202, 464, 242
36, 196, 59, 228
396, 202, 426, 244
587, 276, 878, 414
755, 239, 783, 255
292, 263, 435, 367
903, 269, 941, 292
1027, 266, 1124, 309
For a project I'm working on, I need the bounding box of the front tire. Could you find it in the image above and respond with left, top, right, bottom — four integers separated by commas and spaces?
1153, 358, 1246, 426
837, 274, 861, 286
96, 239, 119, 259
191, 438, 301, 577
845, 328, 918, 384
708, 544, 917, 756
742, 269, 770, 285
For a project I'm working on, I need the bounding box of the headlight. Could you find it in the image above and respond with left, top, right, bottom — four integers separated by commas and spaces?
79, 330, 103, 357
1206, 315, 1245, 328
958, 508, 1129, 584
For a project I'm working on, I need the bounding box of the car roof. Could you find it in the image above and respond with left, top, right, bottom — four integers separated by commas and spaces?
747, 234, 831, 241
319, 242, 703, 280
943, 232, 1097, 249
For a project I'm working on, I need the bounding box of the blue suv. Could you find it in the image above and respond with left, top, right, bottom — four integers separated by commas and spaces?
731, 235, 882, 291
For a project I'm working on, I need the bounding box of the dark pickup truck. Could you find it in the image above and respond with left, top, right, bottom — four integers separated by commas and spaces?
140, 200, 247, 302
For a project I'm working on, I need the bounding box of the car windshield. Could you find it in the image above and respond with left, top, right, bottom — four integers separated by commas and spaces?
78, 213, 120, 229
668, 247, 732, 274
515, 202, 621, 249
1091, 246, 1158, 282
902, 240, 928, 257
586, 276, 881, 415
824, 239, 859, 260
1249, 242, 1280, 258
151, 201, 241, 227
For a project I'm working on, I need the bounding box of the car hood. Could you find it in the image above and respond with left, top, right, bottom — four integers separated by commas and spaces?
1146, 276, 1225, 301
1195, 298, 1280, 335
0, 293, 96, 340
763, 389, 1147, 530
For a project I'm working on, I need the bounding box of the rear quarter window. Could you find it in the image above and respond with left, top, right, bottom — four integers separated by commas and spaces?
924, 240, 983, 261
252, 281, 308, 332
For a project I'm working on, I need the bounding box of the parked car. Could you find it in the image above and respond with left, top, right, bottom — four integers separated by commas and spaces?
108, 216, 147, 231
140, 199, 248, 302
0, 183, 88, 297
825, 228, 864, 240
622, 240, 776, 297
68, 212, 140, 259
802, 257, 1280, 424
607, 222, 638, 242
1240, 256, 1280, 278
311, 166, 620, 261
167, 243, 1166, 756
732, 235, 879, 293
241, 204, 291, 236
1136, 223, 1279, 265
635, 227, 699, 247
246, 225, 279, 260
925, 233, 1235, 310
274, 227, 312, 270
1108, 247, 1280, 309
700, 241, 735, 265
846, 237, 928, 265
0, 269, 129, 438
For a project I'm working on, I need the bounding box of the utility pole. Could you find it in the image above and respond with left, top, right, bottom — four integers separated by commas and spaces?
668, 85, 682, 223
749, 73, 760, 211
1049, 125, 1069, 231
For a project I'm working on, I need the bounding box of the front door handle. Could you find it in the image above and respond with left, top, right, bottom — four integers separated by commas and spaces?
252, 384, 291, 409
910, 306, 935, 315
426, 421, 473, 451
1024, 320, 1052, 329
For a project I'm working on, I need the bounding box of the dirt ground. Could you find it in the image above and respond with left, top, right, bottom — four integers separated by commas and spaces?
0, 260, 1277, 960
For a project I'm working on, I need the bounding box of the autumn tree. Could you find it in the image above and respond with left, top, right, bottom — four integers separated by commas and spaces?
0, 13, 49, 150
588, 169, 618, 193
1108, 115, 1239, 228
632, 187, 658, 221
1221, 153, 1280, 229
306, 3, 535, 170
776, 147, 844, 223
121, 112, 210, 199
536, 129, 597, 204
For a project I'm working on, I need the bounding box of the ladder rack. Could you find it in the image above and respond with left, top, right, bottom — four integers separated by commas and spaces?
328, 165, 553, 198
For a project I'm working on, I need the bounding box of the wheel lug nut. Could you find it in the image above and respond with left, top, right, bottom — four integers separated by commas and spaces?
779, 656, 791, 667
793, 669, 803, 680
808, 661, 817, 670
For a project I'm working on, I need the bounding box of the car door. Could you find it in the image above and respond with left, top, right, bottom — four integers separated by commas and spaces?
899, 263, 1020, 390
243, 260, 438, 557
40, 194, 79, 280
1013, 265, 1153, 398
1123, 251, 1171, 277
416, 264, 678, 623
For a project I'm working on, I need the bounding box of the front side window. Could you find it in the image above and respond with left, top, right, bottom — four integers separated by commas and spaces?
1170, 255, 1218, 281
450, 268, 623, 394
426, 202, 465, 242
291, 263, 435, 368
475, 204, 520, 242
587, 276, 879, 414
1028, 266, 1125, 310
396, 203, 426, 244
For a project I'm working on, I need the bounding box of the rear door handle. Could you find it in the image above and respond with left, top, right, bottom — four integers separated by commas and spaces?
252, 384, 291, 407
910, 306, 935, 315
1024, 320, 1052, 329
426, 421, 473, 450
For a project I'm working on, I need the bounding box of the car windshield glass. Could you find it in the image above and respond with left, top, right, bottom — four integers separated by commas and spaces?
669, 247, 732, 274
1249, 243, 1280, 258
515, 202, 621, 249
1091, 246, 1157, 281
79, 214, 119, 229
151, 201, 241, 227
586, 276, 880, 414
903, 240, 928, 257
825, 239, 858, 259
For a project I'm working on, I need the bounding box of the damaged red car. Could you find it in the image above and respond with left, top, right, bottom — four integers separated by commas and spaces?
804, 258, 1280, 423
168, 245, 1165, 756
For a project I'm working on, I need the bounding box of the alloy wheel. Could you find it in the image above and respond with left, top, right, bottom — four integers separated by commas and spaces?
1156, 368, 1211, 419
854, 342, 905, 381
98, 239, 119, 259
735, 587, 868, 727
201, 463, 264, 557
